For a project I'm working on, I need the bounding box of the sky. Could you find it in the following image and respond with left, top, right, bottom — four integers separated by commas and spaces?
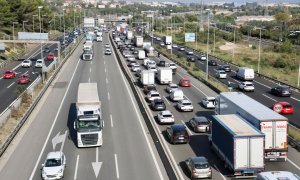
134, 0, 300, 6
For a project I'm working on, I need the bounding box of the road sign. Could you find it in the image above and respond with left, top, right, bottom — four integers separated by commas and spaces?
273, 103, 283, 113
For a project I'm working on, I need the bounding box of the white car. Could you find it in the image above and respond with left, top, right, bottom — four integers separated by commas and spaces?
105, 43, 110, 48
147, 90, 161, 102
35, 59, 44, 68
143, 58, 151, 66
42, 151, 66, 180
148, 66, 157, 73
187, 51, 193, 55
172, 44, 178, 48
157, 37, 161, 41
179, 46, 185, 51
131, 64, 140, 72
147, 61, 156, 69
238, 81, 255, 92
216, 70, 227, 79
104, 48, 111, 55
199, 55, 207, 61
202, 97, 216, 109
21, 59, 32, 67
127, 55, 135, 62
168, 63, 177, 70
177, 99, 193, 112
157, 110, 175, 124
166, 83, 178, 93
160, 42, 165, 46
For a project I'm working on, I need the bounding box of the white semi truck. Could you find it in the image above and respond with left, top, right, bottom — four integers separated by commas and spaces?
74, 83, 103, 147
215, 92, 288, 162
82, 42, 93, 60
134, 36, 143, 47
163, 35, 172, 45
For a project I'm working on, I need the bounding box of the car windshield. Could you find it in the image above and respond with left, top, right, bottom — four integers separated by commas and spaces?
171, 85, 178, 88
219, 71, 226, 74
163, 114, 172, 118
20, 75, 28, 78
194, 163, 209, 169
5, 71, 12, 74
77, 119, 101, 132
45, 158, 61, 167
174, 129, 187, 135
23, 60, 30, 63
156, 101, 164, 105
183, 102, 192, 106
246, 84, 253, 87
152, 94, 159, 97
184, 80, 189, 83
281, 87, 290, 91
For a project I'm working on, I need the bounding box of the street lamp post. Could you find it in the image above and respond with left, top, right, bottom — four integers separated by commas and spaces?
206, 10, 210, 81
13, 22, 18, 52
22, 20, 28, 32
298, 60, 300, 87
63, 9, 66, 44
38, 6, 43, 60
32, 15, 38, 32
213, 27, 216, 55
42, 15, 47, 32
232, 25, 236, 61
258, 28, 262, 74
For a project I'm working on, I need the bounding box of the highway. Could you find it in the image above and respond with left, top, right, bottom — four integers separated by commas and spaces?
0, 39, 62, 113
114, 34, 300, 179
0, 34, 168, 179
148, 35, 300, 128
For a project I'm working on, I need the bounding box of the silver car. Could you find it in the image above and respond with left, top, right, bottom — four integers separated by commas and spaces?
166, 83, 178, 93
185, 157, 212, 179
189, 116, 210, 133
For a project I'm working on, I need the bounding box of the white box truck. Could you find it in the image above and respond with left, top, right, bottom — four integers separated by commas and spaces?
210, 114, 265, 177
144, 45, 155, 57
236, 67, 254, 81
126, 31, 133, 40
163, 36, 172, 45
84, 17, 95, 28
157, 68, 172, 84
215, 92, 288, 162
74, 83, 103, 147
140, 70, 155, 86
138, 50, 146, 60
134, 36, 143, 47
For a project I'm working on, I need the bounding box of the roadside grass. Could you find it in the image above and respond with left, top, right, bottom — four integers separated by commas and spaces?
289, 125, 300, 142
153, 31, 299, 87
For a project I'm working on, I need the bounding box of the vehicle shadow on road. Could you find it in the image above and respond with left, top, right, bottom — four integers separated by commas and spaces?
67, 103, 77, 146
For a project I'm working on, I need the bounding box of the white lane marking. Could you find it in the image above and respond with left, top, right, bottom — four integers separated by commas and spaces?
104, 61, 106, 65
113, 45, 165, 179
114, 154, 120, 179
213, 69, 218, 72
177, 73, 208, 97
7, 82, 15, 88
181, 120, 194, 136
262, 94, 277, 102
74, 155, 80, 180
108, 92, 110, 101
287, 158, 300, 171
90, 67, 92, 73
60, 130, 68, 152
163, 96, 170, 105
104, 67, 106, 73
29, 58, 81, 180
91, 61, 93, 65
110, 114, 113, 128
25, 71, 28, 74
253, 80, 271, 89
291, 97, 300, 102
198, 61, 204, 64
106, 78, 108, 84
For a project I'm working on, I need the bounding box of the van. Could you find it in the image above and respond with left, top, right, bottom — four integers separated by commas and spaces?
170, 89, 184, 101
236, 67, 254, 81
256, 171, 300, 180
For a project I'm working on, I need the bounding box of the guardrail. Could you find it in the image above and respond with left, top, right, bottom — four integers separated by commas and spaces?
0, 35, 84, 157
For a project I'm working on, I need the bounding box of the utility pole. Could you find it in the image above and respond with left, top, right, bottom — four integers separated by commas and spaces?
199, 0, 204, 32
206, 10, 210, 81
258, 28, 262, 73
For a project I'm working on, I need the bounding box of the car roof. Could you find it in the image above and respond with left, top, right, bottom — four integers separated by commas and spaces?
205, 96, 215, 100
181, 99, 191, 103
243, 81, 253, 85
149, 90, 159, 94
258, 171, 300, 179
193, 116, 209, 122
161, 110, 172, 115
218, 70, 225, 73
170, 124, 186, 130
46, 151, 62, 159
190, 156, 208, 163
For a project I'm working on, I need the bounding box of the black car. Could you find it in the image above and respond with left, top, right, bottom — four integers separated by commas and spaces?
220, 64, 231, 72
158, 60, 166, 67
208, 60, 217, 66
187, 56, 195, 62
151, 99, 166, 111
271, 85, 292, 97
43, 47, 51, 53
143, 84, 157, 94
166, 124, 190, 144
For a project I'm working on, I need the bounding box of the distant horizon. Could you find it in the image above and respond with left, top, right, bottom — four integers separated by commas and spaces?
128, 0, 300, 6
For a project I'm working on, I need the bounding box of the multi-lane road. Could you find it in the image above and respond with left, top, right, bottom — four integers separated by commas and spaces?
0, 33, 168, 180
147, 35, 300, 128
115, 34, 300, 179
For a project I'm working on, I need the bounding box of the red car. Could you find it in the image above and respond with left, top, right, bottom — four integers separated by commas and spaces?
2, 70, 16, 79
179, 77, 191, 87
17, 73, 31, 84
273, 102, 294, 114
47, 53, 55, 60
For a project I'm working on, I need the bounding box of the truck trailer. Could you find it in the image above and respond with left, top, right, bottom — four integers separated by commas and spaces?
157, 68, 172, 84
215, 92, 288, 161
143, 45, 155, 57
210, 114, 265, 177
163, 36, 172, 45
140, 70, 155, 86
134, 36, 143, 47
126, 31, 133, 40
74, 83, 103, 147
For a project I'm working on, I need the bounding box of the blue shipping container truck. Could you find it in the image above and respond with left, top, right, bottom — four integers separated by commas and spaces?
210, 114, 265, 177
